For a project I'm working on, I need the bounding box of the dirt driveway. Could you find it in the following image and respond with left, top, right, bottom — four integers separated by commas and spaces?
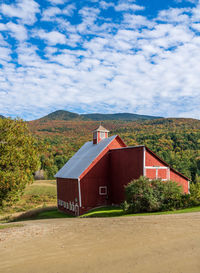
1, 213, 200, 273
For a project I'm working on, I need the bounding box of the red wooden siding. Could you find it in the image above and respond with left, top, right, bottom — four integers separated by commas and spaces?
170, 170, 189, 193
80, 153, 110, 213
57, 178, 79, 215
145, 149, 167, 167
110, 146, 144, 204
158, 168, 167, 179
80, 136, 126, 212
145, 148, 189, 193
80, 136, 126, 180
145, 168, 157, 179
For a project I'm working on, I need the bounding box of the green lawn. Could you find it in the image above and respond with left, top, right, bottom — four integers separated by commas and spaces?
81, 205, 200, 218
0, 223, 24, 230
3, 205, 200, 223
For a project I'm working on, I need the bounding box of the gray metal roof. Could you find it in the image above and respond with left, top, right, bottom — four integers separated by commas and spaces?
55, 135, 117, 179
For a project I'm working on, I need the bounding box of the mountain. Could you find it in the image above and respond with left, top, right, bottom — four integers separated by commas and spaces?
82, 113, 162, 121
37, 110, 162, 122
38, 110, 80, 121
0, 114, 4, 119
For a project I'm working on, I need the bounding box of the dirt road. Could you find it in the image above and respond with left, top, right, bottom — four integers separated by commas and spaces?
1, 213, 200, 273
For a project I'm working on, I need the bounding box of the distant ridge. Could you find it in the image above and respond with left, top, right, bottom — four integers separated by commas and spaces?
82, 113, 162, 121
37, 110, 162, 122
0, 114, 4, 119
39, 110, 79, 121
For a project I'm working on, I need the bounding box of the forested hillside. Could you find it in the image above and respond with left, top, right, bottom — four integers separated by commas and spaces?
37, 110, 162, 122
28, 118, 200, 182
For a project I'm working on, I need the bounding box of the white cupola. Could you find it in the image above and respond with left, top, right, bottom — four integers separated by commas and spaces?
93, 125, 109, 144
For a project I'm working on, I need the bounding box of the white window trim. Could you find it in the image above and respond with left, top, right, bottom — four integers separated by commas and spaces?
100, 131, 105, 139
145, 166, 169, 169
99, 186, 107, 195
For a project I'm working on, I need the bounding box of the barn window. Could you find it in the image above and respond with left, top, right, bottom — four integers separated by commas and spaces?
99, 186, 107, 195
100, 132, 105, 139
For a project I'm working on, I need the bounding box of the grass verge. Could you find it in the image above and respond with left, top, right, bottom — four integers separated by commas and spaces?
3, 205, 200, 223
0, 223, 24, 230
81, 205, 200, 218
7, 207, 73, 222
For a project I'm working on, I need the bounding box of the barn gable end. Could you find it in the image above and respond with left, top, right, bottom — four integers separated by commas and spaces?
110, 146, 144, 204
144, 147, 189, 193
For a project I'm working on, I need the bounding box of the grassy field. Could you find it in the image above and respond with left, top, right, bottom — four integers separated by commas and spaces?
81, 205, 200, 217
0, 223, 24, 230
1, 180, 200, 223
6, 205, 200, 222
0, 180, 57, 221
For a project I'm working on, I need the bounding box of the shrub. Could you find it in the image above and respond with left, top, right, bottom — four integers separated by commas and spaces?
189, 182, 200, 206
123, 176, 186, 213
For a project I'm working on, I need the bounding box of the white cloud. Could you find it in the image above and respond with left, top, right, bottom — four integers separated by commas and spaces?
47, 0, 70, 5
63, 4, 76, 16
1, 0, 200, 119
192, 22, 200, 30
123, 14, 154, 29
41, 4, 76, 21
6, 22, 27, 41
157, 7, 191, 23
42, 7, 62, 21
34, 30, 67, 45
99, 1, 114, 9
191, 3, 200, 21
0, 47, 11, 65
115, 3, 145, 12
0, 0, 39, 25
0, 22, 27, 41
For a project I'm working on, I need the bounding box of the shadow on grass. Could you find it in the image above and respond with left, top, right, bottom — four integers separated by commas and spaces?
9, 207, 73, 222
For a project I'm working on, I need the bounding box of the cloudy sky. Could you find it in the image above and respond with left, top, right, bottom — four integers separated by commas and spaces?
0, 0, 200, 120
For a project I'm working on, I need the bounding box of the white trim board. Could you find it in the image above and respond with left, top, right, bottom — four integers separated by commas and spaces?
145, 166, 169, 169
78, 178, 82, 207
143, 147, 146, 176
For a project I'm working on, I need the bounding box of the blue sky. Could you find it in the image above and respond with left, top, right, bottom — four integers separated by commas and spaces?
0, 0, 200, 120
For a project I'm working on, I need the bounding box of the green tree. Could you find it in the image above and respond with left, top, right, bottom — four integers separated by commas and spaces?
0, 118, 40, 206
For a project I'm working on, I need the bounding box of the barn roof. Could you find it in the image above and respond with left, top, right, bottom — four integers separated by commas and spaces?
93, 125, 110, 132
55, 135, 117, 179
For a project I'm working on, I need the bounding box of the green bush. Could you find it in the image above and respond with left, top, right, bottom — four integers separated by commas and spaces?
189, 182, 200, 206
123, 176, 188, 213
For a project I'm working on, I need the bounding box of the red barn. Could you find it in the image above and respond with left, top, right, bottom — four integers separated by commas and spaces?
55, 126, 190, 216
